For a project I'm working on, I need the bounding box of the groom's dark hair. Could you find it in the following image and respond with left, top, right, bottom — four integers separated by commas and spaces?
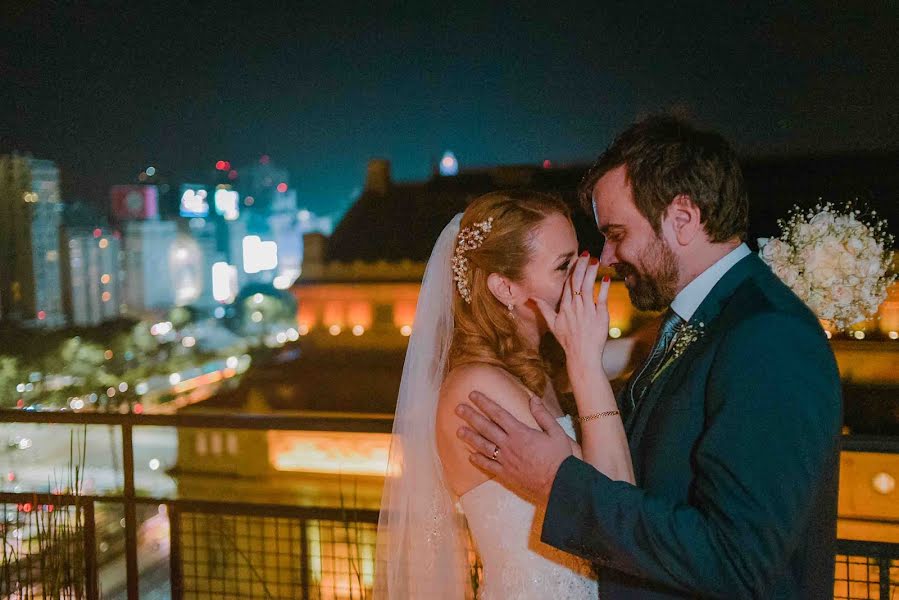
580, 115, 749, 242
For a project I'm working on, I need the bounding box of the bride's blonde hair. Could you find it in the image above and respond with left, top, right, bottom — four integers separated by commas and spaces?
447, 190, 570, 395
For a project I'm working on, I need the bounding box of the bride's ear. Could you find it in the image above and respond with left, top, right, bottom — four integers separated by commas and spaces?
486, 272, 515, 306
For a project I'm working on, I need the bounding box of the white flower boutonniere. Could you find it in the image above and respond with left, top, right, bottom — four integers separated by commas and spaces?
651, 321, 705, 383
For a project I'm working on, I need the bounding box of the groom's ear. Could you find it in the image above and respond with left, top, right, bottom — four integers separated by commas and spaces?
667, 194, 703, 246
486, 273, 515, 305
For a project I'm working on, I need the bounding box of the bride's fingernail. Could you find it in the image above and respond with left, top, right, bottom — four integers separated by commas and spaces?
589, 257, 599, 266
580, 251, 589, 257
602, 275, 611, 283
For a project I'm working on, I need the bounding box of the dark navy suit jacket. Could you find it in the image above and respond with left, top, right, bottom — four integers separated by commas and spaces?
542, 254, 842, 599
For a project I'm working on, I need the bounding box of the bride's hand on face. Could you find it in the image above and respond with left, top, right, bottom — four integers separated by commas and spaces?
532, 254, 611, 371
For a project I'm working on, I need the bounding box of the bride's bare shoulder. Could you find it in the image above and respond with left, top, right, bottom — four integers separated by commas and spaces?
443, 363, 523, 398
438, 363, 534, 425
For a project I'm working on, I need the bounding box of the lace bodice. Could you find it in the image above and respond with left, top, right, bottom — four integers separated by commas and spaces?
458, 415, 598, 599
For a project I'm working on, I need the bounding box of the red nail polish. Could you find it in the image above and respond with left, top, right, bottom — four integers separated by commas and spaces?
580, 251, 589, 257
589, 257, 599, 266
602, 275, 611, 283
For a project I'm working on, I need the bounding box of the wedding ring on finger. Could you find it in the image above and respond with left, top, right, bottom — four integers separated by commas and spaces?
573, 290, 582, 296
491, 445, 500, 461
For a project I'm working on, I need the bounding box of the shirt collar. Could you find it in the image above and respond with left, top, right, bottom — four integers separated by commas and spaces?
670, 243, 751, 322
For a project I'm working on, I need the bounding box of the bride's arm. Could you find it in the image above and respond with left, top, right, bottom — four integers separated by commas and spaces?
535, 257, 635, 485
567, 345, 634, 484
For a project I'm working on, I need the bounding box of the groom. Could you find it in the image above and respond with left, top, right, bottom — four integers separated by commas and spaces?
457, 116, 842, 599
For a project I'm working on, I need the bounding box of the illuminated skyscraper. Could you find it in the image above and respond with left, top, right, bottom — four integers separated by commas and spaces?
122, 220, 178, 312
0, 154, 66, 328
61, 226, 122, 326
235, 157, 302, 289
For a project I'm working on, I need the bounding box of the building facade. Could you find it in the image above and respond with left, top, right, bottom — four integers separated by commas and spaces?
60, 226, 122, 326
122, 219, 178, 312
0, 154, 66, 328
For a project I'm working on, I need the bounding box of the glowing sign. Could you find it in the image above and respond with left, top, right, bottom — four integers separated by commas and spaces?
179, 185, 209, 217
242, 236, 278, 273
214, 188, 240, 221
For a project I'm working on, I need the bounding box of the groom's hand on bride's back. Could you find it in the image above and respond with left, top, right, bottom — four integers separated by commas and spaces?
456, 391, 572, 503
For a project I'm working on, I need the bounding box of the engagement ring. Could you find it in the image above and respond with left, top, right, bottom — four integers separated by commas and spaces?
491, 445, 500, 461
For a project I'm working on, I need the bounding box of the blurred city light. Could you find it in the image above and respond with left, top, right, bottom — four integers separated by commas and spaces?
179, 186, 209, 217
169, 236, 203, 306
270, 431, 392, 476
211, 262, 238, 303
439, 151, 459, 176
214, 188, 239, 220
242, 236, 278, 273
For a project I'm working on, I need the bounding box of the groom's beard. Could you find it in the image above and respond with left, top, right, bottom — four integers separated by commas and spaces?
616, 237, 679, 312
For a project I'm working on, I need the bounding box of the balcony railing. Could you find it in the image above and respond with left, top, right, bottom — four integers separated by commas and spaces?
1, 409, 897, 599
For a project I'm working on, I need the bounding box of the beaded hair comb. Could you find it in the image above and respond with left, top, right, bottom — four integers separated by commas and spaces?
451, 217, 494, 303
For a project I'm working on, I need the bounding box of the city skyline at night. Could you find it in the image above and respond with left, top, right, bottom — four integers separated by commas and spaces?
3, 5, 899, 597
3, 2, 898, 218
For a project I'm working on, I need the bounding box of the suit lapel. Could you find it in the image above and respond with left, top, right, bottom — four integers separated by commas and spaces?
626, 253, 764, 448
626, 324, 710, 446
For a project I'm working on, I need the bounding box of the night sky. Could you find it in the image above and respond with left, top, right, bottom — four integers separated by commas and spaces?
2, 2, 897, 218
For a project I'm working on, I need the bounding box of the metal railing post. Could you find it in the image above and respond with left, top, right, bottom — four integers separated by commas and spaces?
122, 423, 139, 600
300, 518, 310, 598
169, 502, 184, 600
83, 499, 99, 600
878, 556, 890, 599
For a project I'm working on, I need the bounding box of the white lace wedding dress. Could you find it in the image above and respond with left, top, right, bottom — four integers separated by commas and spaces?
459, 415, 598, 599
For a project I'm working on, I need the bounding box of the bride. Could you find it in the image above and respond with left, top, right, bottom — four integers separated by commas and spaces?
374, 190, 635, 599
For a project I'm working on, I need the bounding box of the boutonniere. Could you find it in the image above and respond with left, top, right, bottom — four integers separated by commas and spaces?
651, 321, 705, 382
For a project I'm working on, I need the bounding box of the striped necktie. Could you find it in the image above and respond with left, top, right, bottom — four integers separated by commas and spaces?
627, 309, 685, 411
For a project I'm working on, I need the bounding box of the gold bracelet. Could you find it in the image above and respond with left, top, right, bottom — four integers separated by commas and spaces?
578, 410, 620, 423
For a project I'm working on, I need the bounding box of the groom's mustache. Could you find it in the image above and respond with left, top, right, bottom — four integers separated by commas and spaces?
614, 262, 640, 282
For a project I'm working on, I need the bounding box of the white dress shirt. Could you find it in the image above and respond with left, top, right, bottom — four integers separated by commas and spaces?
670, 243, 751, 322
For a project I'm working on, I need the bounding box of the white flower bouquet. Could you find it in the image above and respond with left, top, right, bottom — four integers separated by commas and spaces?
759, 201, 896, 331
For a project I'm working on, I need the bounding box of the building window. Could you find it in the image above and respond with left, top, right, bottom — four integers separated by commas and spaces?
195, 432, 208, 456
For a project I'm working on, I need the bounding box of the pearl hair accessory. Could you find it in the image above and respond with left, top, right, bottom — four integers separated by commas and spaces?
452, 217, 494, 303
